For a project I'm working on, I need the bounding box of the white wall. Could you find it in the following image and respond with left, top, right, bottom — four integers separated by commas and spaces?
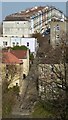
0, 37, 10, 47
3, 21, 30, 37
10, 37, 38, 57
10, 37, 21, 47
21, 38, 38, 54
0, 37, 38, 56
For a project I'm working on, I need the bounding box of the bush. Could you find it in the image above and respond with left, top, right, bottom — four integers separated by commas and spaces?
12, 45, 28, 50
2, 81, 19, 117
29, 53, 34, 60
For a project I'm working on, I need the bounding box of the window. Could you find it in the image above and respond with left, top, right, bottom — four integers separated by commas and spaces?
16, 42, 19, 46
16, 83, 18, 86
27, 42, 29, 46
3, 41, 7, 46
23, 74, 26, 79
5, 28, 10, 32
17, 22, 19, 24
56, 35, 59, 38
6, 73, 8, 78
50, 65, 54, 72
56, 24, 60, 30
17, 28, 20, 31
51, 72, 54, 79
12, 42, 15, 46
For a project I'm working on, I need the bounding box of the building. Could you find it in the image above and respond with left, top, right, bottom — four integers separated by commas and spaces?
2, 51, 23, 93
0, 37, 10, 48
38, 47, 66, 100
10, 49, 29, 77
3, 6, 66, 37
0, 23, 3, 37
50, 21, 66, 48
10, 37, 38, 56
38, 63, 65, 100
21, 38, 38, 57
0, 37, 38, 57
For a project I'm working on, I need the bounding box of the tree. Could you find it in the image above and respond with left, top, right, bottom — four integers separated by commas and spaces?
2, 64, 20, 117
36, 31, 68, 119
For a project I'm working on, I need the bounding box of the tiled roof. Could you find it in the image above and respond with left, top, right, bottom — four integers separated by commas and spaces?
2, 52, 23, 64
10, 50, 27, 59
4, 6, 64, 21
4, 6, 46, 21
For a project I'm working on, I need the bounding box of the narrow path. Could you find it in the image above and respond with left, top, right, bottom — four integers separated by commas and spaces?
11, 35, 50, 118
11, 57, 38, 118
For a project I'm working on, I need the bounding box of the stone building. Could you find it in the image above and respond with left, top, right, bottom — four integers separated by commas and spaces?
50, 21, 66, 48
38, 47, 67, 100
2, 51, 23, 93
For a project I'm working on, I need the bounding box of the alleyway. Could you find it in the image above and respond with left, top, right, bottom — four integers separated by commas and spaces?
11, 34, 50, 118
11, 57, 38, 118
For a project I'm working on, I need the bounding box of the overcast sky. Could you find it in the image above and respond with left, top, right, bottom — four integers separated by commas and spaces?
0, 2, 67, 22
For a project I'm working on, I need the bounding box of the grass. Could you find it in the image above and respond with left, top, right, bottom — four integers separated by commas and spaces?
32, 101, 56, 118
2, 85, 19, 118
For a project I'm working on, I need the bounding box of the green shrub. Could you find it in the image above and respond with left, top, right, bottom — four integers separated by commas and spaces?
12, 45, 28, 50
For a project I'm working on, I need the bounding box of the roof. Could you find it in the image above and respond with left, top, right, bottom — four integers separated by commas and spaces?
4, 6, 45, 21
10, 50, 27, 59
4, 6, 65, 21
2, 51, 23, 64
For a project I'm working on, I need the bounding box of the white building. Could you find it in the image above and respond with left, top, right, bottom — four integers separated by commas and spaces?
21, 38, 38, 57
3, 6, 66, 37
0, 37, 10, 48
0, 37, 38, 57
3, 21, 31, 37
10, 37, 38, 56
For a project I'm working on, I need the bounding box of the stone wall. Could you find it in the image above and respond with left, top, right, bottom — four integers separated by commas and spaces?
38, 63, 65, 100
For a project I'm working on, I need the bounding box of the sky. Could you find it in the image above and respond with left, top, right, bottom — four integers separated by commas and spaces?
0, 2, 67, 22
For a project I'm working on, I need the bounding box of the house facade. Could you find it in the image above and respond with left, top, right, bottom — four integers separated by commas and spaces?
38, 63, 65, 100
37, 45, 67, 100
3, 21, 30, 37
21, 38, 38, 57
10, 49, 29, 77
3, 6, 66, 37
2, 51, 23, 94
0, 37, 10, 48
50, 21, 66, 48
0, 37, 38, 57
